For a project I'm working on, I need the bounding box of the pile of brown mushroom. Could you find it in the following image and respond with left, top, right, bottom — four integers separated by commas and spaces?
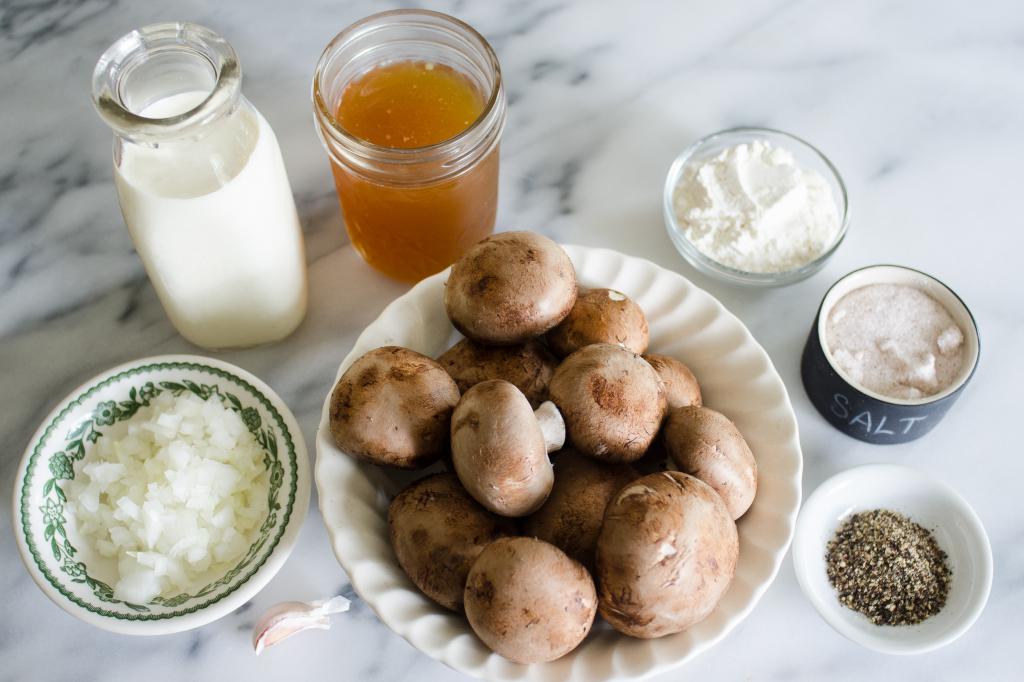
328, 230, 758, 664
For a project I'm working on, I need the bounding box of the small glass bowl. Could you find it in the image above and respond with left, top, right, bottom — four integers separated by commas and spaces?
663, 127, 850, 287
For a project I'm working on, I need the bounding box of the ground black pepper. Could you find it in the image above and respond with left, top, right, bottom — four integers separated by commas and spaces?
825, 509, 951, 626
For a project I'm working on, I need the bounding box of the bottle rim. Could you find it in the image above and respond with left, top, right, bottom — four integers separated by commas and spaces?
92, 22, 241, 143
312, 9, 506, 182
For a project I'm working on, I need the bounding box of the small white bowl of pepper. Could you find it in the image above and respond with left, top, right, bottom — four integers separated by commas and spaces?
792, 464, 992, 654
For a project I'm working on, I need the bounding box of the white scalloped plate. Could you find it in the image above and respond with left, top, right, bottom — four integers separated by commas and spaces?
315, 245, 802, 680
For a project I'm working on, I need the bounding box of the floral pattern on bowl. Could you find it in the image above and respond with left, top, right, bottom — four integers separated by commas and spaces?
13, 355, 310, 635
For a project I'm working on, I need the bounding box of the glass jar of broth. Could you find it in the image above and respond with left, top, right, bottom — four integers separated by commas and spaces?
313, 10, 507, 282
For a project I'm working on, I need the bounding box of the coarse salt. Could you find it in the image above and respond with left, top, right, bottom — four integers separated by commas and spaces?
825, 284, 966, 400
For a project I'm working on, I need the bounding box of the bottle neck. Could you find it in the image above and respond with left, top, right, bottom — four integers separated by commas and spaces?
92, 22, 242, 145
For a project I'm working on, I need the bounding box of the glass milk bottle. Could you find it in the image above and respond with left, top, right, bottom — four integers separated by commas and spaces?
92, 23, 307, 348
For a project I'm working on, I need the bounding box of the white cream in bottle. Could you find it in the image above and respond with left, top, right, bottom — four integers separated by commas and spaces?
114, 91, 307, 348
94, 24, 307, 349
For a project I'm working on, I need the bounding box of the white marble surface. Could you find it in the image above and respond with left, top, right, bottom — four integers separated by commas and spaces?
2, 1, 1021, 680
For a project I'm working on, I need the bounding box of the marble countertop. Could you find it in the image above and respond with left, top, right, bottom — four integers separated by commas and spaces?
2, 1, 1021, 680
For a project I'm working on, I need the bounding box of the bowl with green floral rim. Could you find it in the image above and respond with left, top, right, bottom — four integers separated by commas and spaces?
12, 354, 310, 635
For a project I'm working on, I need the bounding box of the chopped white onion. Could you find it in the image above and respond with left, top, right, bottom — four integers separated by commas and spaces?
66, 391, 270, 604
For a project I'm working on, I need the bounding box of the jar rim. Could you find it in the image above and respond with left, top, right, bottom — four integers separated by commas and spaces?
312, 9, 504, 160
92, 22, 241, 143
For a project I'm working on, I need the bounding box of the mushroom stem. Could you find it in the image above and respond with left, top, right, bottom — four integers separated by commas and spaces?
534, 401, 566, 453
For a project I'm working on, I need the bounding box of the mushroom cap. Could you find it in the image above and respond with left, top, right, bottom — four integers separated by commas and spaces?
596, 471, 738, 638
523, 450, 637, 569
464, 537, 597, 664
548, 343, 667, 462
437, 338, 557, 408
663, 405, 758, 520
450, 380, 555, 517
329, 346, 460, 469
547, 287, 649, 357
444, 231, 577, 345
643, 353, 702, 409
388, 473, 515, 612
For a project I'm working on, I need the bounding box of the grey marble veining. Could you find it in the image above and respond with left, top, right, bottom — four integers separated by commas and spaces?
2, 1, 1022, 680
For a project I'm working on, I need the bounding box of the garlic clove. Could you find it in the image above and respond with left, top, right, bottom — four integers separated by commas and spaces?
252, 595, 351, 655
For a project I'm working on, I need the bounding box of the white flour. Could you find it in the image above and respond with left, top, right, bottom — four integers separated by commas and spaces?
826, 284, 965, 400
673, 140, 840, 273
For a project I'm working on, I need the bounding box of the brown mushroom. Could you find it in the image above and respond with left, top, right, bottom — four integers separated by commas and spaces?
464, 537, 597, 663
631, 435, 670, 475
643, 353, 702, 408
547, 287, 649, 357
437, 338, 557, 408
329, 346, 460, 469
444, 231, 577, 345
547, 343, 667, 463
388, 473, 515, 611
663, 406, 757, 520
523, 450, 637, 569
596, 471, 738, 638
450, 380, 565, 517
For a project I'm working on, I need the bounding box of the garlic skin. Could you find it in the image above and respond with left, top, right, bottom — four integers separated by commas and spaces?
252, 595, 351, 655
